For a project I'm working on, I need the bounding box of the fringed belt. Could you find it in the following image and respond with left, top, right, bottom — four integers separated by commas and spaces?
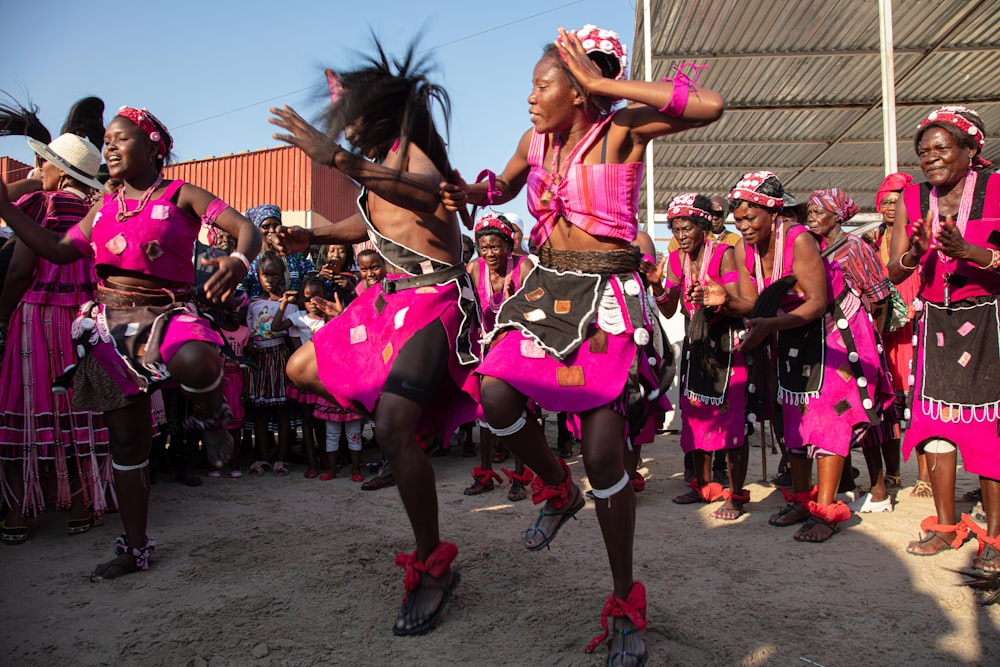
97, 282, 193, 308
537, 245, 640, 274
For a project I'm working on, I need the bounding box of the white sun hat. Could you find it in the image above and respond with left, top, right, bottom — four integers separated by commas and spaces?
26, 133, 104, 191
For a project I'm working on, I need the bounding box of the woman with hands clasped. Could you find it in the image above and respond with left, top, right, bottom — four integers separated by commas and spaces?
0, 107, 261, 579
888, 106, 1000, 572
441, 24, 722, 666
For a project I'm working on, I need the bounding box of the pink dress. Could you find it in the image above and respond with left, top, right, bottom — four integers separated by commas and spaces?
667, 242, 747, 454
745, 224, 893, 457
0, 190, 112, 517
899, 172, 1000, 479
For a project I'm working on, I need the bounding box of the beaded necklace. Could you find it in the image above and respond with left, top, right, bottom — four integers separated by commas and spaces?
116, 176, 163, 222
753, 220, 785, 291
682, 236, 714, 310
540, 121, 606, 207
483, 255, 515, 313
929, 168, 977, 307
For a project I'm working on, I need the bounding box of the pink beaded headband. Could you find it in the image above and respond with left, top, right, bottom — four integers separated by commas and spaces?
474, 212, 516, 244
117, 106, 171, 159
666, 193, 713, 221
917, 106, 984, 152
730, 171, 783, 209
558, 24, 628, 81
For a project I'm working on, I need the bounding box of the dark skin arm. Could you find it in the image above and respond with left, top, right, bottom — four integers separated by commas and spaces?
648, 253, 680, 318
740, 228, 828, 351
0, 240, 36, 326
688, 246, 742, 317
705, 239, 757, 317
269, 290, 297, 333
0, 180, 88, 264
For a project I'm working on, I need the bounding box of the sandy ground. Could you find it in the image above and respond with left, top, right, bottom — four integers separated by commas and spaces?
4, 419, 999, 667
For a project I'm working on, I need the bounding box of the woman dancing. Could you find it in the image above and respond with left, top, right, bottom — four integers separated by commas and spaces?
0, 107, 261, 579
443, 24, 723, 665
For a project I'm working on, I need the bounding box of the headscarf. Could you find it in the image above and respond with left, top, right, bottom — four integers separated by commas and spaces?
557, 25, 628, 81
730, 171, 783, 209
474, 212, 516, 246
809, 188, 859, 224
666, 192, 713, 223
116, 106, 171, 159
875, 172, 914, 212
916, 106, 991, 169
245, 204, 282, 227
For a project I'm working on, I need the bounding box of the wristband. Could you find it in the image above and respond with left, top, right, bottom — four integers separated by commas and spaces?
659, 62, 709, 117
987, 248, 1000, 271
230, 251, 251, 272
653, 288, 672, 304
898, 252, 918, 271
475, 169, 501, 205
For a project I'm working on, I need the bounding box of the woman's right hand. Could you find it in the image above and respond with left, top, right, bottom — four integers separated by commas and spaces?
439, 171, 469, 213
274, 225, 310, 255
908, 210, 932, 258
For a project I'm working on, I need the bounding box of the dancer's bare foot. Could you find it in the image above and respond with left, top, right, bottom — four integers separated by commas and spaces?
712, 499, 745, 520
90, 553, 140, 582
608, 617, 647, 667
392, 569, 459, 636
905, 531, 954, 556
523, 483, 584, 550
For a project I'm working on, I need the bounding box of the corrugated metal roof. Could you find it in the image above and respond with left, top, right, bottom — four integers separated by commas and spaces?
1, 156, 33, 183
163, 145, 359, 227
632, 0, 1000, 229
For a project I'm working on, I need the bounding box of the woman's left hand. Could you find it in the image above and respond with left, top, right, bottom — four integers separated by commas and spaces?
738, 317, 775, 351
269, 105, 340, 166
200, 255, 245, 303
932, 216, 971, 260
554, 27, 605, 94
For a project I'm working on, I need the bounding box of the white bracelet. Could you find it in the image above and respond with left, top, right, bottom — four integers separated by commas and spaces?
230, 251, 251, 272
898, 252, 918, 271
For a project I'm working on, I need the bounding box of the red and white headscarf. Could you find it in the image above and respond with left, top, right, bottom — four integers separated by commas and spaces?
875, 172, 914, 212
666, 192, 713, 222
916, 106, 991, 168
730, 171, 783, 209
809, 188, 859, 224
558, 24, 628, 81
117, 106, 171, 159
474, 212, 516, 245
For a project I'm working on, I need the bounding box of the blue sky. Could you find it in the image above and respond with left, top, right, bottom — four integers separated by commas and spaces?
1, 0, 638, 229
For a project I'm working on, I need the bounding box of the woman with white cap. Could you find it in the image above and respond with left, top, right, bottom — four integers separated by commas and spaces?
0, 133, 109, 544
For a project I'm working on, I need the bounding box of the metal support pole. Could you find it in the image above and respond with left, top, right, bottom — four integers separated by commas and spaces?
643, 0, 656, 235
878, 0, 898, 174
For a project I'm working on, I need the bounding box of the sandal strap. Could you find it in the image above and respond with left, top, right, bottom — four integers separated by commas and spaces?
919, 515, 971, 549
585, 581, 648, 654
781, 485, 819, 504
114, 534, 156, 570
470, 466, 503, 485
722, 488, 751, 503
806, 500, 851, 525
530, 458, 574, 508
962, 514, 1000, 554
394, 541, 458, 602
501, 467, 535, 485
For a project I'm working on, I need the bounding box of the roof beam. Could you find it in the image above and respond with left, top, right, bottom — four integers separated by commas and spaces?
652, 44, 998, 61
721, 97, 1000, 112
654, 164, 919, 173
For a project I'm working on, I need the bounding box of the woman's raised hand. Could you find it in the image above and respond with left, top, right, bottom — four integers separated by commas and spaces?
932, 215, 971, 260
269, 105, 340, 166
554, 27, 605, 94
908, 210, 932, 258
274, 226, 311, 255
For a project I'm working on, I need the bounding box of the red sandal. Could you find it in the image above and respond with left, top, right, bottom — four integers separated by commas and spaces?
463, 466, 502, 496
585, 580, 648, 666
392, 541, 460, 636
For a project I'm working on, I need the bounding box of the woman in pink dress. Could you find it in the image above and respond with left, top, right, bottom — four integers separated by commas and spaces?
888, 106, 1000, 572
0, 134, 110, 543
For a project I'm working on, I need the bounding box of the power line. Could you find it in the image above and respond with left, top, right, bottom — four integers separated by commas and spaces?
170, 1, 584, 131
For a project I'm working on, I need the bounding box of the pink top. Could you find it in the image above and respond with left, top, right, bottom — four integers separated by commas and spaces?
667, 242, 736, 316
84, 180, 202, 284
526, 111, 642, 248
744, 224, 844, 308
13, 190, 97, 307
475, 254, 526, 333
902, 171, 1000, 304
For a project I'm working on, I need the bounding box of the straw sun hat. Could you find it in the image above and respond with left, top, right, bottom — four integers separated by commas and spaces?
26, 133, 104, 191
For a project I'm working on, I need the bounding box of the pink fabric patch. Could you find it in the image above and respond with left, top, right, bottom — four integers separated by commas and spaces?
957, 321, 976, 337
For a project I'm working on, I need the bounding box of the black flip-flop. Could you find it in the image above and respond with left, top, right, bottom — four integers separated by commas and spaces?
524, 491, 585, 551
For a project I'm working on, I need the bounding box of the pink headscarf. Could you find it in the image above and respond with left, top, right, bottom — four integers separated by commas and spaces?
809, 188, 859, 224
875, 173, 914, 212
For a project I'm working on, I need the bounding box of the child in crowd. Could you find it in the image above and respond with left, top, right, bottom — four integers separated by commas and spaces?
214, 292, 250, 478
355, 248, 386, 294
271, 275, 333, 478
245, 252, 294, 476
317, 243, 357, 305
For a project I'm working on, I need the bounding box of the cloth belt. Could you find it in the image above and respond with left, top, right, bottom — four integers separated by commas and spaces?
96, 283, 193, 308
381, 263, 467, 295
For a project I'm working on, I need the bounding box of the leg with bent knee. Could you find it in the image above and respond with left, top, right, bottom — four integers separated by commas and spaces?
906, 439, 959, 556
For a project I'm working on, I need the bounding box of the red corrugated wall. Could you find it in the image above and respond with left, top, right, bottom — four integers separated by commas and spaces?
1, 156, 34, 183
162, 145, 358, 223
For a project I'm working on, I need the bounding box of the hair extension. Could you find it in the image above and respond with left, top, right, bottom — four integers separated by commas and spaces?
0, 92, 50, 144
61, 96, 105, 149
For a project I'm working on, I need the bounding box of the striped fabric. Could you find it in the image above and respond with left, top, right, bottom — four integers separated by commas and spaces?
525, 111, 642, 248
830, 233, 892, 313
